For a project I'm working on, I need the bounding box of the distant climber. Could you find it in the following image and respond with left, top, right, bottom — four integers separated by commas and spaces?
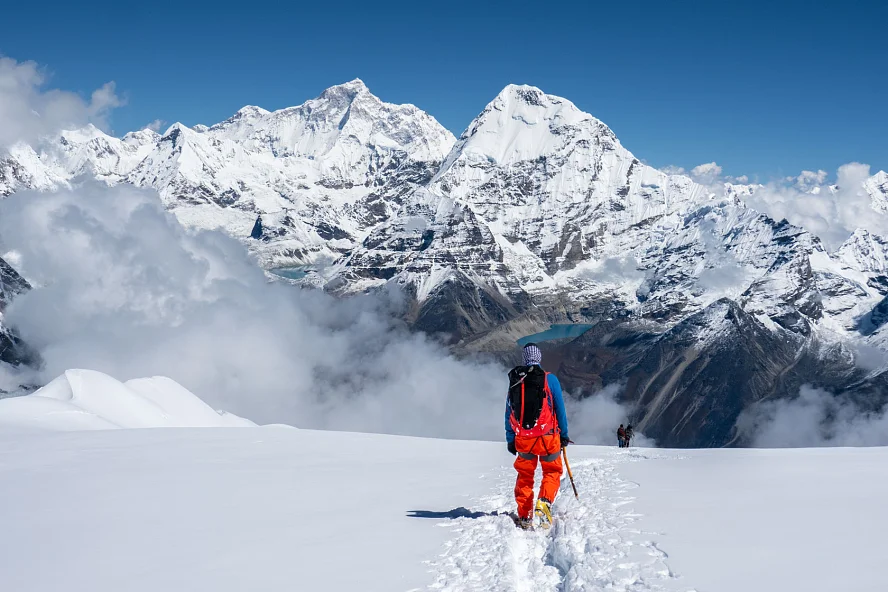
617, 424, 626, 448
506, 343, 569, 529
625, 424, 634, 448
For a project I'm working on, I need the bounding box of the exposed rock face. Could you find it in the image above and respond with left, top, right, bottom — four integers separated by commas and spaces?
0, 257, 32, 367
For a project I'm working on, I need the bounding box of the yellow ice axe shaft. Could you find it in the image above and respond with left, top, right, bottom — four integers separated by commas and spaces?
563, 447, 579, 499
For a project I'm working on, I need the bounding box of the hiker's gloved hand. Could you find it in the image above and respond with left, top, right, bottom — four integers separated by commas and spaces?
507, 441, 517, 455
561, 436, 570, 449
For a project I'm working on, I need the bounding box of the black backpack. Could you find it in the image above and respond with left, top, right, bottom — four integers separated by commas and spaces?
508, 365, 549, 431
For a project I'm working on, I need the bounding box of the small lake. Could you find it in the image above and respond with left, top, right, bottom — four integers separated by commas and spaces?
270, 267, 312, 280
518, 324, 594, 346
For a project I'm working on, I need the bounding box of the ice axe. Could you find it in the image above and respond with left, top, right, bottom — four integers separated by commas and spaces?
562, 446, 579, 499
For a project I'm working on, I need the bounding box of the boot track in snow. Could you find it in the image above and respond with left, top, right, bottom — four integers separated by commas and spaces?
422, 449, 696, 592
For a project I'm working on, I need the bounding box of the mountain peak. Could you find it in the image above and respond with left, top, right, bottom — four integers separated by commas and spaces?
465, 83, 600, 138
159, 122, 195, 145
59, 123, 105, 143
441, 82, 612, 169
497, 83, 550, 106
122, 128, 160, 147
319, 78, 370, 103
233, 105, 270, 119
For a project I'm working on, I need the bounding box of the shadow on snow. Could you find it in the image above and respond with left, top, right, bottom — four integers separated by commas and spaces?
406, 507, 517, 520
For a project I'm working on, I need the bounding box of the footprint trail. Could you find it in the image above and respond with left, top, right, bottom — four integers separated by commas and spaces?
426, 449, 695, 592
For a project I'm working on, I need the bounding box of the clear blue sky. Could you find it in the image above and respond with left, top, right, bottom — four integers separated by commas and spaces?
2, 0, 885, 179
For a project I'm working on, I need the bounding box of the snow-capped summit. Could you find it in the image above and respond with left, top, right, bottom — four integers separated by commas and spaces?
231, 104, 272, 119
318, 77, 370, 102
442, 83, 609, 167
866, 170, 888, 212
122, 128, 161, 147
836, 229, 888, 274
205, 78, 454, 166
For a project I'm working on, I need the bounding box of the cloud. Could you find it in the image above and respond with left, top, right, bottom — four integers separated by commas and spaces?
578, 255, 645, 284
568, 383, 654, 446
695, 218, 751, 294
689, 161, 886, 252
735, 385, 888, 447
660, 165, 686, 176
0, 57, 123, 149
690, 162, 723, 183
793, 169, 828, 189
89, 82, 124, 116
145, 119, 166, 133
744, 163, 882, 251
0, 182, 514, 439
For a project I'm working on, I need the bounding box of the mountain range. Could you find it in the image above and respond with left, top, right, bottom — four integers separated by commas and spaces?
2, 79, 888, 447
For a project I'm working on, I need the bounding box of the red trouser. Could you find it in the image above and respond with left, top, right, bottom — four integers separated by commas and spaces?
513, 434, 563, 519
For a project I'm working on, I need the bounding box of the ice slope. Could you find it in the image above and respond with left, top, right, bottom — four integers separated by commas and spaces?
1, 407, 886, 590
0, 369, 254, 429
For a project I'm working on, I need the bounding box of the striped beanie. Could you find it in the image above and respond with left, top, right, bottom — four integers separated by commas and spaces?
523, 343, 542, 366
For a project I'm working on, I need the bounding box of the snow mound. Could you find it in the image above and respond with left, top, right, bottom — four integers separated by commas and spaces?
0, 369, 255, 430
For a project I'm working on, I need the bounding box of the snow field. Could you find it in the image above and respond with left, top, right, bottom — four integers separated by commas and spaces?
0, 428, 507, 592
427, 450, 688, 592
1, 373, 887, 591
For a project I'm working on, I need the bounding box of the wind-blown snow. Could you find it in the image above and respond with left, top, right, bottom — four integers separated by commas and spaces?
0, 369, 254, 430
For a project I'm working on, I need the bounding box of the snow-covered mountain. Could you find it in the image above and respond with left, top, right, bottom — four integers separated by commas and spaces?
0, 79, 455, 267
2, 80, 888, 446
337, 85, 888, 342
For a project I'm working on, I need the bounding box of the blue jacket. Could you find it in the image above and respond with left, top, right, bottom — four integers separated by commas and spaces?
505, 368, 568, 443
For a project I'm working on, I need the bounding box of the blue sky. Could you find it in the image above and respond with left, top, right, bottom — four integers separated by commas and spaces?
2, 0, 885, 179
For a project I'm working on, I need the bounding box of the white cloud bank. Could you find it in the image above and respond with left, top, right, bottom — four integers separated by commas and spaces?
0, 184, 512, 438
0, 57, 123, 149
662, 162, 888, 252
736, 385, 888, 447
690, 162, 723, 183
568, 383, 654, 446
744, 162, 884, 251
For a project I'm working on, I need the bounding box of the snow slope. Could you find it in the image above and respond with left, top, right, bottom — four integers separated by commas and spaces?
1, 423, 885, 590
0, 369, 254, 429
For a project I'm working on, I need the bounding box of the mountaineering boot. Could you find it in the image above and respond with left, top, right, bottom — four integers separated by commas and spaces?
535, 498, 553, 528
515, 516, 533, 530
